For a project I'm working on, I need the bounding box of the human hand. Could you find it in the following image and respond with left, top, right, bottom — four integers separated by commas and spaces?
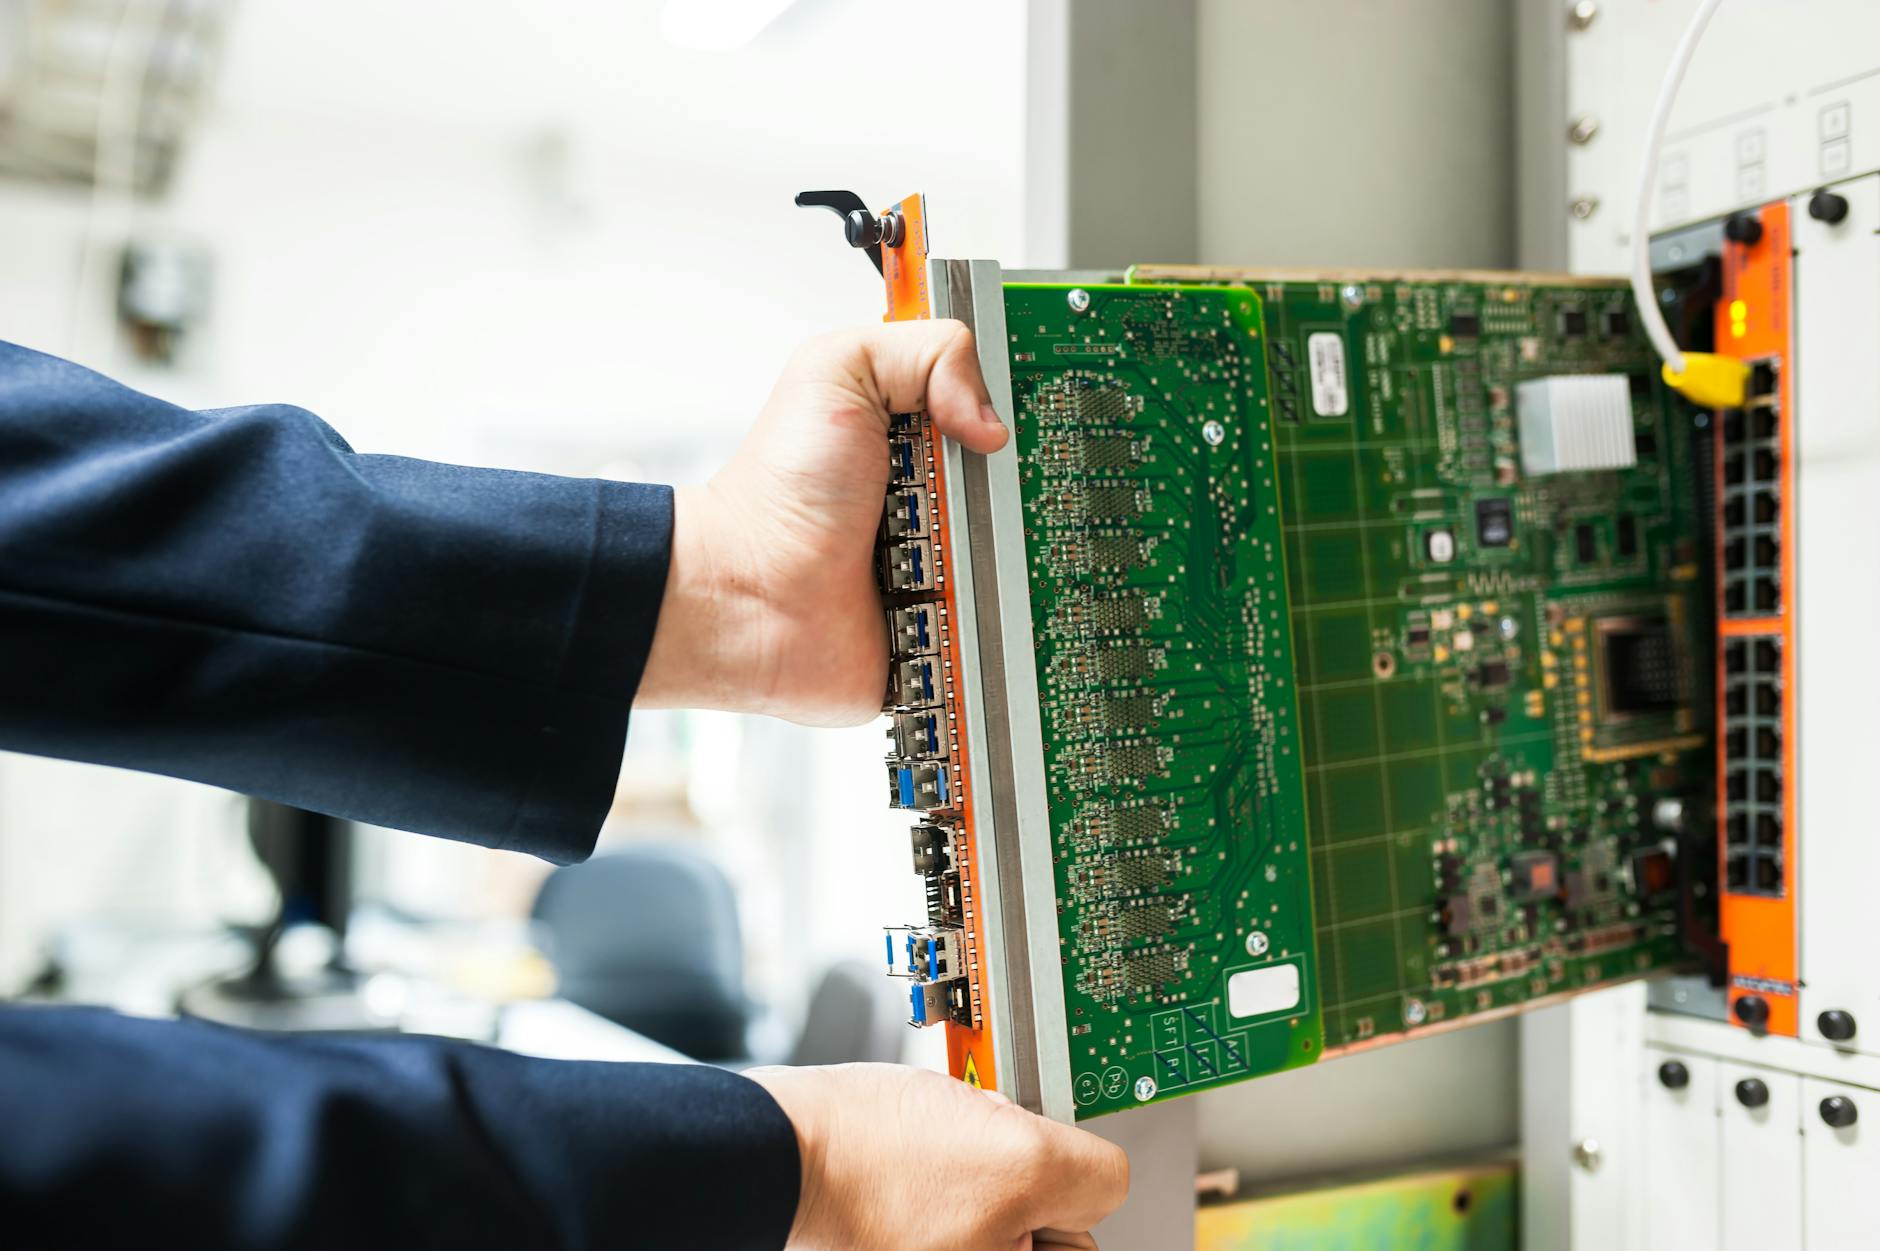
636, 320, 1007, 724
745, 1062, 1129, 1251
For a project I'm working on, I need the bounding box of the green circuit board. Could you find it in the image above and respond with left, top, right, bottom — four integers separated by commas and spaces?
1007, 274, 1712, 1119
1008, 283, 1319, 1117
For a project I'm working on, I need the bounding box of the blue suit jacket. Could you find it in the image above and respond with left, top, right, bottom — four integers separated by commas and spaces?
0, 342, 798, 1249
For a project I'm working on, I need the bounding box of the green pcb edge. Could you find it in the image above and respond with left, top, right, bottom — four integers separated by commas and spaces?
1004, 282, 1321, 1119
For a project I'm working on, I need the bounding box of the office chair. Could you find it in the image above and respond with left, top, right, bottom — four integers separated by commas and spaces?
787, 959, 907, 1067
531, 843, 750, 1062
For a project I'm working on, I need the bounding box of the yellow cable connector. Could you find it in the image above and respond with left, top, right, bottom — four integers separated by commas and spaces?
1661, 352, 1750, 410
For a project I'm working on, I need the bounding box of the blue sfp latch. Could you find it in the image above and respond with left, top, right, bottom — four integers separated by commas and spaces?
883, 925, 963, 986
890, 603, 941, 659
886, 761, 950, 811
886, 487, 929, 540
908, 980, 951, 1028
889, 436, 922, 485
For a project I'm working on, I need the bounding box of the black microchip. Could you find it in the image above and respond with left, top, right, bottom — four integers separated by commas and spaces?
1408, 626, 1432, 648
1603, 308, 1631, 338
1477, 661, 1512, 688
1442, 894, 1475, 936
1483, 705, 1508, 726
1560, 308, 1589, 337
1450, 311, 1481, 337
1631, 848, 1676, 898
1634, 430, 1657, 457
1616, 513, 1639, 558
1600, 618, 1683, 717
1575, 523, 1597, 564
1475, 498, 1514, 547
1512, 851, 1560, 900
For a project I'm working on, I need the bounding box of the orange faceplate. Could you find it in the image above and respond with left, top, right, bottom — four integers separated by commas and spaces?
877, 194, 998, 1091
1714, 200, 1798, 1038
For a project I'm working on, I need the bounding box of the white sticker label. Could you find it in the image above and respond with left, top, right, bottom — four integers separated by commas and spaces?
1307, 332, 1350, 418
1227, 963, 1302, 1019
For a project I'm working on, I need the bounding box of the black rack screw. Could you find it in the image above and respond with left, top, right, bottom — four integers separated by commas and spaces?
1724, 212, 1764, 246
1819, 1009, 1857, 1042
1808, 189, 1850, 225
1658, 1060, 1691, 1090
1820, 1096, 1859, 1129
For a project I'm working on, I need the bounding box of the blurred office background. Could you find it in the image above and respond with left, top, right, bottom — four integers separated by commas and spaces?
0, 0, 1537, 1222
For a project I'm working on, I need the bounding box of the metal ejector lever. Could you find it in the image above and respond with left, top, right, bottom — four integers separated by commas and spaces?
793, 189, 904, 276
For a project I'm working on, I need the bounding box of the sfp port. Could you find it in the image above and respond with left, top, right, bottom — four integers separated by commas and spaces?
886, 925, 965, 982
888, 411, 920, 433
890, 657, 939, 708
1753, 448, 1778, 484
885, 486, 930, 539
910, 823, 957, 876
889, 435, 925, 485
888, 710, 946, 761
925, 870, 964, 925
887, 761, 951, 811
907, 977, 971, 1028
908, 980, 951, 1027
889, 603, 941, 658
1722, 410, 1745, 445
1752, 406, 1778, 440
880, 539, 936, 593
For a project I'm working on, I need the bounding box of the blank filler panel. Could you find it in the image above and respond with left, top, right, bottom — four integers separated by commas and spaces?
1642, 1046, 1721, 1251
1794, 173, 1880, 1057
1718, 1061, 1802, 1251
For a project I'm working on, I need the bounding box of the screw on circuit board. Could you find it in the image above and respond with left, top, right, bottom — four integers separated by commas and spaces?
1339, 284, 1365, 310
1245, 931, 1270, 957
1652, 797, 1686, 833
1134, 1076, 1158, 1102
1567, 1, 1598, 32
1203, 420, 1226, 446
1569, 196, 1600, 221
1568, 115, 1600, 146
1403, 998, 1428, 1026
1067, 288, 1091, 313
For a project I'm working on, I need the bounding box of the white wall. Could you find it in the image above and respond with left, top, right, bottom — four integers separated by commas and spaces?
1195, 0, 1515, 269
0, 0, 1027, 1023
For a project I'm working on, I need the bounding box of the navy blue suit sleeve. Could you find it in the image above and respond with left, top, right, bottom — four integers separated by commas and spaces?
0, 340, 669, 864
0, 1005, 800, 1251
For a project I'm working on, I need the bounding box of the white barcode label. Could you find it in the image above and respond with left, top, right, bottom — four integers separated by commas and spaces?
1307, 331, 1350, 418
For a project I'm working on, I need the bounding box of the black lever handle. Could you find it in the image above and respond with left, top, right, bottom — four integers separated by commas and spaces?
794, 189, 901, 276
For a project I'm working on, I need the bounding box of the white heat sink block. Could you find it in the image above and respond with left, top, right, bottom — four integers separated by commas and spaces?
1516, 374, 1638, 476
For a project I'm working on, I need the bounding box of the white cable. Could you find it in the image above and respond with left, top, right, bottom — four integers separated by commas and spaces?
1631, 0, 1726, 376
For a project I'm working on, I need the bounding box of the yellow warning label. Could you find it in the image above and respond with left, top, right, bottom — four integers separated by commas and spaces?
961, 1052, 982, 1088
